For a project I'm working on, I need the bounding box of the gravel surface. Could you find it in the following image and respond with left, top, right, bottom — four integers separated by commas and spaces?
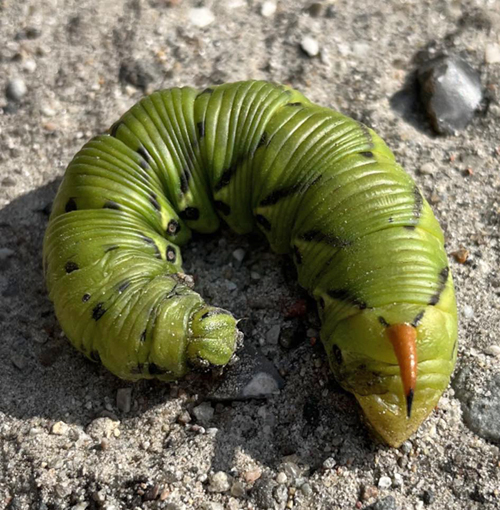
1, 1, 500, 509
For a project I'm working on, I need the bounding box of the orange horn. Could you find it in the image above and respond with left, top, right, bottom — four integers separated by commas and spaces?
386, 323, 418, 418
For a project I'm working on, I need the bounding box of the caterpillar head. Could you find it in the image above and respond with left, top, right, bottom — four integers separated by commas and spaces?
324, 291, 457, 447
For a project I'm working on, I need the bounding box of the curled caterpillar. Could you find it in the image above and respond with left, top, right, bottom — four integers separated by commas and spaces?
43, 81, 458, 447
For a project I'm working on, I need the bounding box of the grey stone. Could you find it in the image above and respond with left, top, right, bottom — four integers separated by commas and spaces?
6, 79, 27, 101
116, 387, 132, 413
192, 402, 214, 424
418, 55, 483, 135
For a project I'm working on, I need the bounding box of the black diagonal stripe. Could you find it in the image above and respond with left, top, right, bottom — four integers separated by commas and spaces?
428, 266, 449, 306
149, 193, 161, 211
214, 161, 239, 192
327, 288, 367, 310
197, 121, 205, 138
103, 200, 120, 210
260, 184, 300, 206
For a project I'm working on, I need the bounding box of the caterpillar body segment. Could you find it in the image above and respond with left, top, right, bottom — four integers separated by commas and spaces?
43, 81, 458, 446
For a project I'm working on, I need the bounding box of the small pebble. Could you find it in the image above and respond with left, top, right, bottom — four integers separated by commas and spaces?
1, 177, 16, 187
372, 495, 397, 510
377, 476, 392, 490
250, 271, 261, 280
51, 421, 69, 436
276, 472, 287, 484
266, 324, 281, 345
244, 467, 262, 483
192, 402, 215, 423
230, 481, 245, 498
22, 59, 37, 73
463, 305, 474, 319
485, 345, 500, 357
208, 471, 231, 493
232, 248, 246, 263
419, 162, 436, 175
418, 55, 482, 134
422, 489, 435, 505
11, 353, 27, 370
201, 503, 224, 510
300, 36, 320, 57
189, 7, 215, 27
261, 1, 277, 17
485, 43, 500, 64
300, 482, 313, 497
116, 388, 132, 413
177, 410, 191, 425
6, 78, 27, 101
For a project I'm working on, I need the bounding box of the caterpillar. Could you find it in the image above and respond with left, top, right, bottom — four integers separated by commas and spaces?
43, 81, 458, 447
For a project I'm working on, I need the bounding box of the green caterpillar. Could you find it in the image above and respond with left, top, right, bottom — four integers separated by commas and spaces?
43, 81, 458, 447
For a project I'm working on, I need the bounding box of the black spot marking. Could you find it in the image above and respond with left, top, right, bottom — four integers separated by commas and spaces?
141, 234, 162, 259
90, 350, 101, 362
333, 344, 343, 365
360, 151, 374, 158
286, 102, 303, 107
378, 316, 390, 327
260, 184, 300, 206
179, 207, 200, 221
105, 245, 119, 252
92, 302, 106, 321
300, 229, 350, 248
215, 162, 239, 192
197, 121, 205, 138
428, 266, 449, 306
180, 168, 190, 194
109, 121, 122, 138
139, 158, 149, 170
147, 363, 167, 375
405, 186, 424, 230
319, 297, 325, 309
65, 261, 79, 274
82, 293, 91, 303
137, 146, 151, 162
293, 245, 302, 265
140, 330, 147, 342
255, 214, 271, 231
166, 246, 177, 263
411, 310, 425, 327
214, 200, 231, 215
149, 193, 161, 211
388, 217, 394, 223
103, 200, 120, 210
65, 198, 77, 212
258, 131, 268, 148
451, 339, 457, 360
167, 219, 180, 235
327, 288, 367, 310
117, 280, 131, 293
201, 308, 230, 320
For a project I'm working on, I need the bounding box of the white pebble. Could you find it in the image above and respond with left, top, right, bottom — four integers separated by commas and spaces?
6, 78, 27, 101
51, 421, 69, 436
232, 248, 246, 262
463, 304, 474, 319
301, 36, 320, 57
189, 7, 215, 27
419, 162, 436, 175
276, 472, 287, 484
22, 59, 37, 73
485, 345, 500, 357
485, 43, 500, 64
261, 1, 277, 17
208, 471, 231, 492
192, 402, 215, 423
377, 476, 392, 489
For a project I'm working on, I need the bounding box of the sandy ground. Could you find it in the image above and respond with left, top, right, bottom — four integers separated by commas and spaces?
1, 0, 500, 509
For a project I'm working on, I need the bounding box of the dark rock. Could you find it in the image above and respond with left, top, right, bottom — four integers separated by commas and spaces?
119, 60, 154, 92
422, 489, 435, 505
454, 369, 500, 444
418, 55, 483, 134
368, 495, 398, 510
